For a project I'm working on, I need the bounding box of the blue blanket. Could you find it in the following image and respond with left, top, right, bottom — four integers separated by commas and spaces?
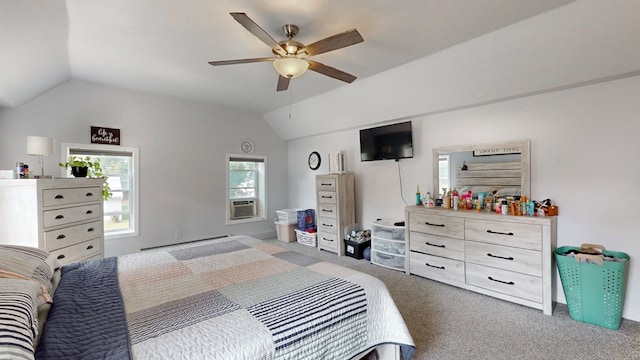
35, 257, 131, 360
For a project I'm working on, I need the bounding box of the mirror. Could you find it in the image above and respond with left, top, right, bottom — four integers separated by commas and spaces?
432, 140, 530, 199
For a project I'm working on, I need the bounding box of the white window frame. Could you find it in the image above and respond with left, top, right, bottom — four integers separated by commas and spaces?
61, 143, 140, 240
226, 154, 267, 225
438, 153, 451, 194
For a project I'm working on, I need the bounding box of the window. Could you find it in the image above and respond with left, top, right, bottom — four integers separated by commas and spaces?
62, 143, 139, 238
438, 154, 450, 193
227, 154, 267, 223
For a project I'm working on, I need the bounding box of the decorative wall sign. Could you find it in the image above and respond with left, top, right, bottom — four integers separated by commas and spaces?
91, 126, 121, 145
473, 146, 521, 156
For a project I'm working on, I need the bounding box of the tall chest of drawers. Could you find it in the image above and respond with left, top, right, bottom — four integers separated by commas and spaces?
316, 174, 355, 256
0, 178, 105, 266
405, 206, 557, 315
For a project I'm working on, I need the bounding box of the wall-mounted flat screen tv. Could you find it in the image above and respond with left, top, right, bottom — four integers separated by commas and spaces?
360, 121, 413, 161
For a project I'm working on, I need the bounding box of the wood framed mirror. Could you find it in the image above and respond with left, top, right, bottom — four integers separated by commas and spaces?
432, 140, 531, 199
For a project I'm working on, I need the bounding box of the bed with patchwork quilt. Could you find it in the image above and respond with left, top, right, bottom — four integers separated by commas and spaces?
34, 235, 415, 359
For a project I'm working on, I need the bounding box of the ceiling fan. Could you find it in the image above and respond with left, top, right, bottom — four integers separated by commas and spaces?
208, 12, 364, 91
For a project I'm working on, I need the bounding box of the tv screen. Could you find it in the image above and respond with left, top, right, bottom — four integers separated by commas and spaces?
360, 121, 413, 161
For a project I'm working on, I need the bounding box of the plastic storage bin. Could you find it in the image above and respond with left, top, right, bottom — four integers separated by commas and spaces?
344, 239, 371, 259
295, 230, 317, 247
555, 244, 630, 329
275, 221, 296, 242
276, 209, 300, 224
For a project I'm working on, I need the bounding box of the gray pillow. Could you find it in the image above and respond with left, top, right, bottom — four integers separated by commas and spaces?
0, 245, 59, 303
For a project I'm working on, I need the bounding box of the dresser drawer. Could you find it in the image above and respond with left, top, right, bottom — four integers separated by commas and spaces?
316, 178, 336, 191
410, 251, 465, 286
465, 241, 542, 276
43, 220, 103, 251
318, 217, 338, 233
371, 237, 405, 255
317, 191, 337, 204
465, 219, 541, 250
317, 203, 337, 219
409, 231, 464, 261
50, 238, 102, 266
409, 212, 464, 239
371, 250, 405, 271
43, 204, 102, 228
466, 263, 542, 303
318, 231, 338, 251
42, 186, 102, 207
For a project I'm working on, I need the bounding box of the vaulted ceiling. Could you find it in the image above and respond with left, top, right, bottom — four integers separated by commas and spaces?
1, 0, 576, 113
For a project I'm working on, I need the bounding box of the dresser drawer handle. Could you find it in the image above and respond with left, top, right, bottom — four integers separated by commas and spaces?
487, 230, 514, 236
55, 215, 64, 220
54, 194, 64, 199
321, 183, 332, 186
86, 245, 94, 250
487, 253, 514, 261
322, 209, 333, 213
56, 234, 66, 240
425, 222, 444, 227
87, 227, 95, 232
56, 254, 66, 260
323, 237, 334, 242
322, 223, 333, 227
85, 192, 94, 197
488, 276, 515, 285
86, 210, 93, 215
425, 262, 445, 270
321, 195, 333, 199
425, 241, 445, 248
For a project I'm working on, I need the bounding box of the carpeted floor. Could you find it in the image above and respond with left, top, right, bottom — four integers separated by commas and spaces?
266, 238, 640, 360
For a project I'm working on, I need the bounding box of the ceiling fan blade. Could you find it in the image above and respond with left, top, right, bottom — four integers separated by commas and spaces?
230, 12, 286, 56
277, 75, 290, 91
308, 60, 357, 83
301, 29, 363, 56
208, 57, 275, 66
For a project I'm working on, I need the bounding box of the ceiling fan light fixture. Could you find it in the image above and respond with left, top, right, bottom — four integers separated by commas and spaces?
273, 57, 309, 79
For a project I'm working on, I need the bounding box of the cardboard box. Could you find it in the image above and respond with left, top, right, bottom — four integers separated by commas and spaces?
275, 221, 296, 242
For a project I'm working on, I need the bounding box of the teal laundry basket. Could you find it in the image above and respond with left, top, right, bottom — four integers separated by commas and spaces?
555, 244, 630, 330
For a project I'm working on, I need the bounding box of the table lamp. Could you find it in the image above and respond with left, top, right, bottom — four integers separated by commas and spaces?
26, 136, 54, 178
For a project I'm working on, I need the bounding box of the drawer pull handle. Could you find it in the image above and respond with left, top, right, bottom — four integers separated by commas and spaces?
86, 210, 93, 214
56, 254, 66, 260
87, 227, 95, 232
321, 183, 332, 186
86, 192, 94, 197
322, 209, 333, 213
488, 276, 515, 285
487, 253, 514, 261
323, 237, 334, 242
487, 230, 514, 236
54, 195, 64, 199
425, 262, 445, 270
86, 245, 94, 250
55, 215, 64, 220
322, 223, 333, 227
321, 195, 333, 199
56, 234, 66, 240
425, 242, 445, 248
424, 222, 444, 227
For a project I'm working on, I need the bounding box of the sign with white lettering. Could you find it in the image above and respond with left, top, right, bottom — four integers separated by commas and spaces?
91, 126, 121, 145
473, 146, 521, 156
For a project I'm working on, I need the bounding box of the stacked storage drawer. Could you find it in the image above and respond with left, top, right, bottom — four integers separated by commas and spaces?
408, 212, 465, 287
370, 219, 406, 272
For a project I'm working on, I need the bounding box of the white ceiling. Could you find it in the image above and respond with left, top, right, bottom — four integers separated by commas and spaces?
0, 0, 575, 113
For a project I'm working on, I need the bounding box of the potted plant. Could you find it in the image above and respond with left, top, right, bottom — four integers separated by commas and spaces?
59, 156, 112, 200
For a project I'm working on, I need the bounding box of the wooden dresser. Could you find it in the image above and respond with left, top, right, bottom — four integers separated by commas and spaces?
405, 205, 556, 315
0, 178, 105, 266
316, 174, 355, 256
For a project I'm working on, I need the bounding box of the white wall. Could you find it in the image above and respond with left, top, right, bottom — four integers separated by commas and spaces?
0, 79, 288, 255
287, 75, 640, 321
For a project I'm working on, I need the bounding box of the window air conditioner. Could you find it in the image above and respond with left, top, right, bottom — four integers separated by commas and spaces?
230, 198, 257, 219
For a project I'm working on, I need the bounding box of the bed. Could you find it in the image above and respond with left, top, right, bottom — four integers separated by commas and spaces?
0, 236, 415, 360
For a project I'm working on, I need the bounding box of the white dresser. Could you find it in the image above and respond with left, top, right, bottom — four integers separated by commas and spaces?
0, 178, 105, 266
405, 206, 557, 315
316, 174, 355, 256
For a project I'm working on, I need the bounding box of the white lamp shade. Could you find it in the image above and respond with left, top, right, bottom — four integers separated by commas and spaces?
26, 136, 54, 156
273, 58, 309, 79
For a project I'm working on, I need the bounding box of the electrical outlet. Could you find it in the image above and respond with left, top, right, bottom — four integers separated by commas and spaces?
174, 229, 181, 239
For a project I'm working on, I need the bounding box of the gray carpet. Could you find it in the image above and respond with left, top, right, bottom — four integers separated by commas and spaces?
266, 239, 640, 360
